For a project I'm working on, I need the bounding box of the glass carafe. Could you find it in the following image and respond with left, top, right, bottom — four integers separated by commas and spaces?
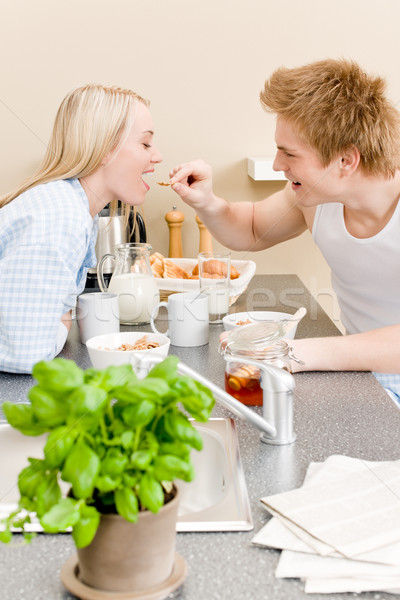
97, 243, 160, 325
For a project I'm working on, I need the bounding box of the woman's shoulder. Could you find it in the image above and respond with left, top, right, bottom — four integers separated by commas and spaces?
3, 178, 94, 245
20, 179, 91, 225
27, 178, 88, 211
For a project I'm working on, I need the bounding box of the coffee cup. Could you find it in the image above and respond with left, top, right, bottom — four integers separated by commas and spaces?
77, 292, 120, 344
150, 292, 209, 347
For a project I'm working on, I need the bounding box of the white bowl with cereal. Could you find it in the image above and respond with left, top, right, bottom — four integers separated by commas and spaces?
86, 331, 170, 375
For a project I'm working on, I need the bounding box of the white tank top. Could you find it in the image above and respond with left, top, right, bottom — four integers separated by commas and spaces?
312, 201, 400, 334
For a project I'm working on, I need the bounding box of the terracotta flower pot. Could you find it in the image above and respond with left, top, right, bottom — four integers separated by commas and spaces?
77, 486, 180, 593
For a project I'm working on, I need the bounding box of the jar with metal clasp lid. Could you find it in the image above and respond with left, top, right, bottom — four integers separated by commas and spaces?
219, 321, 301, 406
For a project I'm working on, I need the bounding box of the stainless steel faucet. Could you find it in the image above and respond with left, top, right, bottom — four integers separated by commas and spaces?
178, 358, 296, 446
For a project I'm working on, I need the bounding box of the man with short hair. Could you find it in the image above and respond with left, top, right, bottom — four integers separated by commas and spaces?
170, 59, 400, 405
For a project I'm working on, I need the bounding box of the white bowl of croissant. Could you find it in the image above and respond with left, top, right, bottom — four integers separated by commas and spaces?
149, 253, 256, 305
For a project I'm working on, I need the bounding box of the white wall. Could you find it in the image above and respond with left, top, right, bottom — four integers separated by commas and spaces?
1, 0, 400, 329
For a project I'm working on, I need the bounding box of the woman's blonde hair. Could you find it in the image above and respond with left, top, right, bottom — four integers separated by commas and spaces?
0, 84, 149, 219
260, 59, 400, 178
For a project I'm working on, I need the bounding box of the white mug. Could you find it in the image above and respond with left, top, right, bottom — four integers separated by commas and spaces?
150, 292, 209, 347
77, 292, 120, 344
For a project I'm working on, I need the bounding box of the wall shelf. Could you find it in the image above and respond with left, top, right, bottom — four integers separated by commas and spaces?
247, 157, 286, 181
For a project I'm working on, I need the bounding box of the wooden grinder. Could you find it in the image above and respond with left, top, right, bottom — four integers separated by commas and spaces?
195, 215, 213, 254
165, 208, 214, 257
165, 206, 184, 257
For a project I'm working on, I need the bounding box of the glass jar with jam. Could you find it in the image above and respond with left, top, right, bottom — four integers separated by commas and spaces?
220, 321, 296, 406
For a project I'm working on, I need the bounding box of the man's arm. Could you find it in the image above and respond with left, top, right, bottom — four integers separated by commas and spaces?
289, 324, 400, 374
170, 160, 307, 251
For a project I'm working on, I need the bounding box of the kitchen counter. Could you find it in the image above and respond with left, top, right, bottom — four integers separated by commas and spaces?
0, 275, 399, 600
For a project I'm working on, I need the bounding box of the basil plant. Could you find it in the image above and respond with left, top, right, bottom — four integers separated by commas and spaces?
0, 356, 214, 548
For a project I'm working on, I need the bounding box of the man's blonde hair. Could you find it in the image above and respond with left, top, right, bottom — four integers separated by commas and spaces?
0, 84, 149, 214
260, 59, 400, 178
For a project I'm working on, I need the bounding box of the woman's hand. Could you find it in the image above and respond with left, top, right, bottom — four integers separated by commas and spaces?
170, 159, 214, 211
61, 309, 73, 333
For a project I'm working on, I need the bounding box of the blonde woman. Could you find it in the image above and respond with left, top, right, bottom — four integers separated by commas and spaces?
170, 59, 400, 406
0, 85, 162, 373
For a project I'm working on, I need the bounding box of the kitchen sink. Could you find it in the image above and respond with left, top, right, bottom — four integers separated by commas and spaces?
177, 418, 253, 531
0, 418, 253, 533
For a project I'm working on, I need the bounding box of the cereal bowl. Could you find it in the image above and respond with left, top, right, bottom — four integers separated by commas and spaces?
86, 331, 170, 375
222, 311, 299, 339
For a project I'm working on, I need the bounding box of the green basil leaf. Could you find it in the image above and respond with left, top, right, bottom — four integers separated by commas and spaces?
121, 399, 156, 428
147, 356, 179, 381
28, 387, 67, 427
130, 450, 153, 470
40, 498, 80, 532
68, 385, 108, 418
115, 378, 170, 404
101, 449, 128, 477
122, 472, 139, 488
32, 359, 84, 392
178, 379, 215, 421
159, 441, 190, 459
120, 430, 134, 450
95, 475, 121, 493
17, 459, 46, 499
84, 365, 134, 391
3, 402, 48, 436
72, 504, 100, 548
0, 530, 12, 544
19, 496, 36, 512
138, 473, 164, 513
44, 426, 78, 469
171, 375, 199, 395
35, 474, 62, 517
164, 411, 203, 450
180, 394, 209, 419
153, 455, 193, 482
114, 487, 139, 523
61, 440, 100, 499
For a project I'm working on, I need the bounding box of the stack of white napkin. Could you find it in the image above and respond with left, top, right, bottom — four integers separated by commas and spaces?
252, 455, 400, 594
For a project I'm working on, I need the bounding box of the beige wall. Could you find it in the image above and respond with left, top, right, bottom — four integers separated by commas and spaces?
2, 0, 400, 330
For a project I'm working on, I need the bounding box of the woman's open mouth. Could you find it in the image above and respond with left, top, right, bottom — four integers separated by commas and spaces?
142, 170, 153, 191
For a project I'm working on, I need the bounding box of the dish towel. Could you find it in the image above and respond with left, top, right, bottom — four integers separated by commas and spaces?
252, 455, 400, 594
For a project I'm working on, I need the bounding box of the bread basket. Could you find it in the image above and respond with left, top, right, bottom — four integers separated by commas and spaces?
154, 259, 256, 306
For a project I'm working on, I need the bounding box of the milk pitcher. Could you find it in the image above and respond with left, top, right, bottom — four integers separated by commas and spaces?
97, 243, 160, 325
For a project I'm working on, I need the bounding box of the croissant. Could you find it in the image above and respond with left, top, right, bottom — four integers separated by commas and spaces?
149, 253, 240, 280
193, 260, 240, 280
149, 252, 164, 278
163, 259, 191, 279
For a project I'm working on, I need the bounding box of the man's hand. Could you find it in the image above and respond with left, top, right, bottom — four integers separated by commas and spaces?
170, 159, 214, 211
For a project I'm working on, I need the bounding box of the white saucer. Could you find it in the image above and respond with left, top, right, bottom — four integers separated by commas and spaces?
60, 553, 187, 600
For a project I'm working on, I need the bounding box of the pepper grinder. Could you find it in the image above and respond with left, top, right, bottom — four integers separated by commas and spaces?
195, 215, 213, 253
165, 206, 184, 257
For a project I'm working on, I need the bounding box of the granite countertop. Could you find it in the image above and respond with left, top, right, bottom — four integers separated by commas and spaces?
0, 275, 399, 600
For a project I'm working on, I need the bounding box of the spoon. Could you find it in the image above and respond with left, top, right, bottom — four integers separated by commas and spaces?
284, 306, 307, 337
